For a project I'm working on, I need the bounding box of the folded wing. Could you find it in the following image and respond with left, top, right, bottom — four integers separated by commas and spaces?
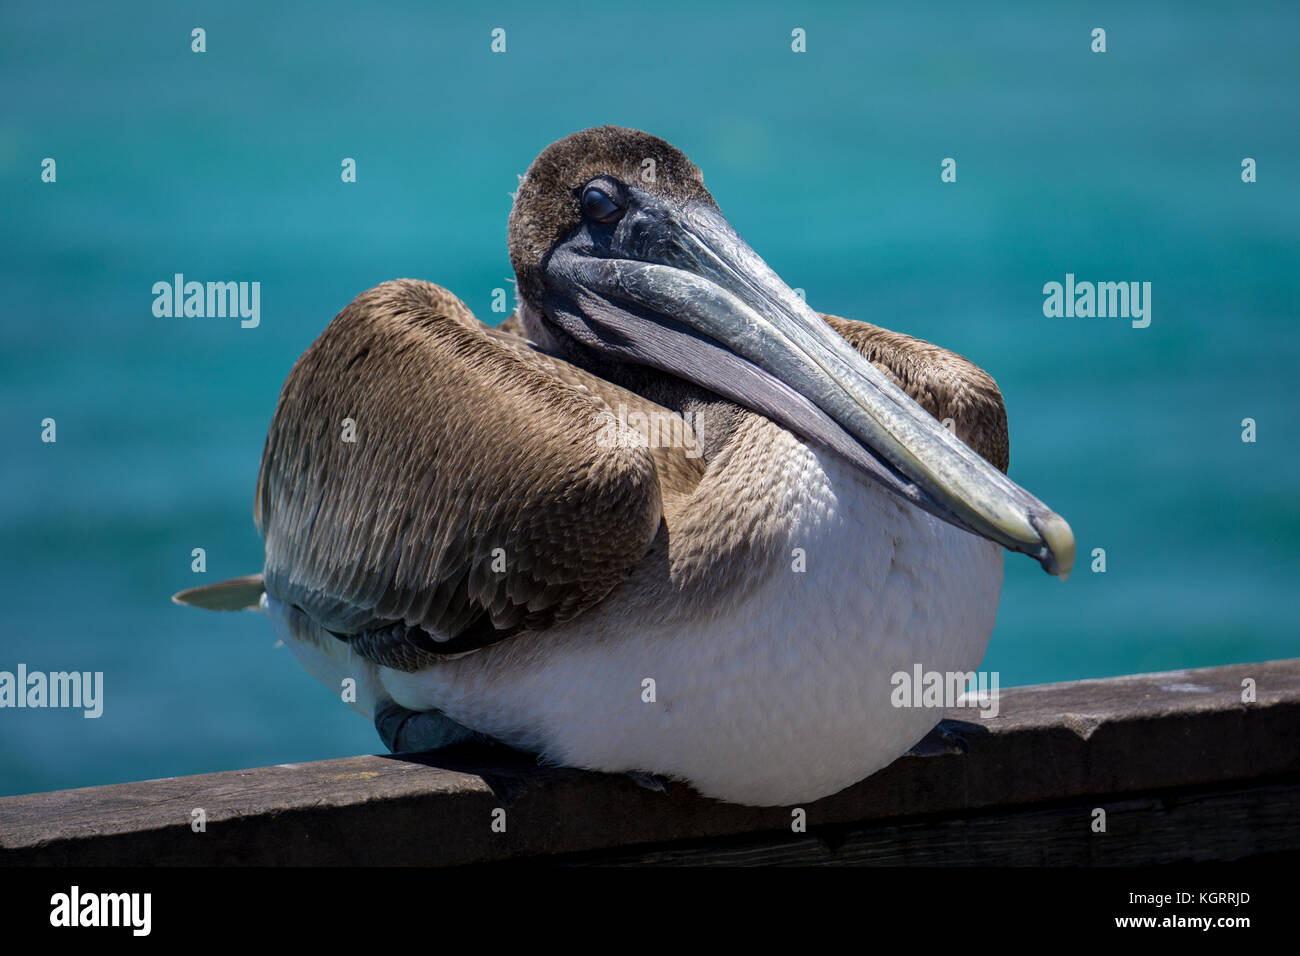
821, 313, 1009, 474
256, 280, 668, 667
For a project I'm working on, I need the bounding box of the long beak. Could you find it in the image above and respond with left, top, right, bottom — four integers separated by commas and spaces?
544, 191, 1075, 577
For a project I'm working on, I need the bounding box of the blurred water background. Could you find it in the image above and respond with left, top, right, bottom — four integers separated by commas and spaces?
2, 1, 1297, 796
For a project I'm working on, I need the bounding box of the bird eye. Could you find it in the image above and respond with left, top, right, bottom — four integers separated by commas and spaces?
581, 183, 624, 224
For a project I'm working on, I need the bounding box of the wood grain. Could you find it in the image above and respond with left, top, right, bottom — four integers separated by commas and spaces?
2, 659, 1296, 866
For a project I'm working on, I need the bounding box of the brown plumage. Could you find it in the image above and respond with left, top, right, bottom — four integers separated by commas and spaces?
255, 280, 664, 663
167, 125, 1077, 807
823, 314, 1009, 473
254, 278, 1009, 671
508, 126, 717, 310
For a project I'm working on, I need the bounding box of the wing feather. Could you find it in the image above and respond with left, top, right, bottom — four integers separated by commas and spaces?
256, 280, 667, 665
822, 313, 1010, 473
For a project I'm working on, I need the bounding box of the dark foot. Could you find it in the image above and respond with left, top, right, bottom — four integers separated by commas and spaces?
374, 699, 481, 753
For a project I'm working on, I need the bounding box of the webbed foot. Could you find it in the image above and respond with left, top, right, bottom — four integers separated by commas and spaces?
374, 699, 482, 753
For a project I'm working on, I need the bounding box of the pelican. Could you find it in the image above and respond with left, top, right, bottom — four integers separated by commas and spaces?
176, 126, 1073, 807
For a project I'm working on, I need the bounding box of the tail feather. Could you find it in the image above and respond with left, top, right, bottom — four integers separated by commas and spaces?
173, 574, 264, 611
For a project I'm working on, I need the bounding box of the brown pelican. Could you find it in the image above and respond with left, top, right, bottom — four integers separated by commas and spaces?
176, 126, 1073, 806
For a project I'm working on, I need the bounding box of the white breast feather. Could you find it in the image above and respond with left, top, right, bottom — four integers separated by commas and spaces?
368, 424, 1005, 806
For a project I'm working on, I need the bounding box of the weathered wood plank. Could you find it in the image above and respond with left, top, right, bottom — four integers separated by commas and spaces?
568, 783, 1300, 866
1, 659, 1296, 866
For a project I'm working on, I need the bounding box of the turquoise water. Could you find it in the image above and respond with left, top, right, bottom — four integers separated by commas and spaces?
2, 2, 1297, 797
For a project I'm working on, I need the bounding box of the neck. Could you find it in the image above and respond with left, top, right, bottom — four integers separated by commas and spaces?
517, 299, 750, 465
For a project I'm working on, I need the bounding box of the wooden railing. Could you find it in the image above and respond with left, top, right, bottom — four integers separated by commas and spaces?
2, 659, 1297, 866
